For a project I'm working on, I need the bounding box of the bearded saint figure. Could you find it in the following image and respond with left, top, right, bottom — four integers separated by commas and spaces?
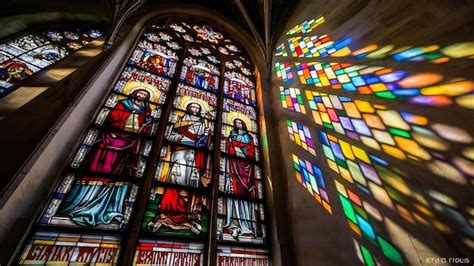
224, 118, 260, 239
58, 88, 153, 227
147, 102, 212, 234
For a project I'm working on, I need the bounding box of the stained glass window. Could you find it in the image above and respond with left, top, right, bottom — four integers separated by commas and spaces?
17, 17, 269, 265
0, 27, 103, 97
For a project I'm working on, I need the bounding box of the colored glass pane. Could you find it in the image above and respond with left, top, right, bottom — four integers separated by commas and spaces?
143, 185, 210, 236
221, 98, 260, 161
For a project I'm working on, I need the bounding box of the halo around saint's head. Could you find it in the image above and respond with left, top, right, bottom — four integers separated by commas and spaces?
120, 81, 161, 107
178, 96, 212, 115
225, 111, 253, 132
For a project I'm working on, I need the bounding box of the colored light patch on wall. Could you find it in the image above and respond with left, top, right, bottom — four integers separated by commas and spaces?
279, 86, 306, 113
287, 120, 316, 155
292, 154, 331, 213
353, 239, 376, 266
275, 62, 293, 82
353, 42, 474, 62
336, 180, 403, 265
305, 91, 443, 161
287, 35, 351, 58
353, 44, 449, 63
286, 16, 325, 35
294, 61, 473, 108
275, 43, 288, 56
321, 131, 450, 232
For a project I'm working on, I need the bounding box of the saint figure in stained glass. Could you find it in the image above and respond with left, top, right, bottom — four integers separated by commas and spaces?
168, 102, 212, 148
226, 118, 255, 160
147, 187, 207, 235
84, 84, 154, 176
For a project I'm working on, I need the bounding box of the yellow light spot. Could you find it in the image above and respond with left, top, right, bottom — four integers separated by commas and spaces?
398, 73, 443, 88
352, 44, 378, 56
432, 123, 473, 144
421, 81, 473, 96
441, 42, 474, 58
394, 137, 431, 160
354, 100, 375, 113
428, 160, 467, 184
456, 94, 474, 109
351, 145, 370, 164
369, 182, 393, 209
377, 110, 410, 130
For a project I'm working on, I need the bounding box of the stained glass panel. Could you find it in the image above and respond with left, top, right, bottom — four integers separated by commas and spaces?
112, 66, 171, 105
129, 40, 178, 78
180, 57, 220, 92
18, 231, 121, 264
70, 127, 152, 178
217, 246, 270, 266
173, 84, 217, 119
142, 186, 210, 237
134, 239, 205, 265
156, 144, 213, 188
217, 197, 266, 243
40, 174, 138, 230
165, 110, 215, 150
223, 71, 256, 106
219, 156, 263, 199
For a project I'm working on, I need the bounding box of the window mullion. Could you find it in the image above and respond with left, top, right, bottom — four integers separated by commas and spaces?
205, 55, 226, 266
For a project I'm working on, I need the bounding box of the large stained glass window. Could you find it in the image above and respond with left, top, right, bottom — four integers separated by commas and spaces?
17, 17, 269, 265
0, 26, 103, 97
